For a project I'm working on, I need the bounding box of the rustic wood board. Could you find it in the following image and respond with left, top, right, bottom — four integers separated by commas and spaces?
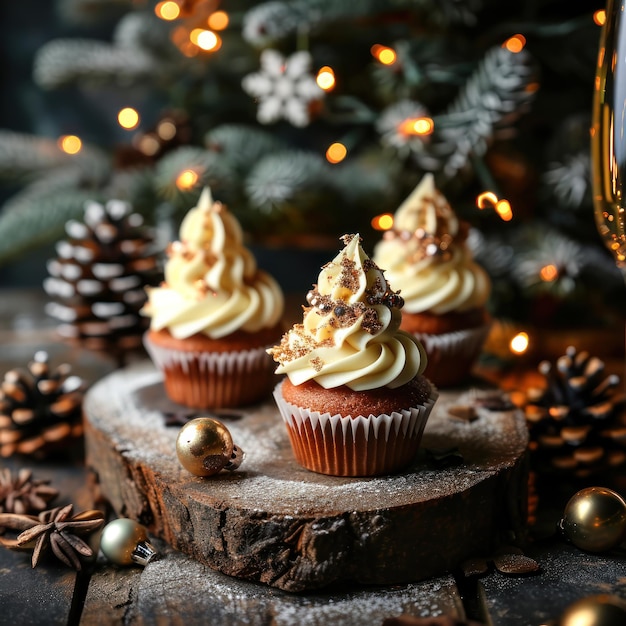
84, 361, 529, 592
82, 540, 467, 626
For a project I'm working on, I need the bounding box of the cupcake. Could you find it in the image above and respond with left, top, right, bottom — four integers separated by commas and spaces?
373, 174, 491, 387
268, 234, 438, 477
142, 187, 284, 409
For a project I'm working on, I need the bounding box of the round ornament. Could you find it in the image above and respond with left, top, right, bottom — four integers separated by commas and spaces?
560, 487, 626, 552
100, 518, 158, 566
176, 417, 244, 477
558, 594, 626, 626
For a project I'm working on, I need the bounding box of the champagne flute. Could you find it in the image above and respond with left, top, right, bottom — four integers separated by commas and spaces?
592, 0, 626, 273
591, 0, 626, 370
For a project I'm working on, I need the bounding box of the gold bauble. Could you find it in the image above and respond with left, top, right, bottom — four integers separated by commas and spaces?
176, 417, 240, 477
561, 487, 626, 552
558, 594, 626, 626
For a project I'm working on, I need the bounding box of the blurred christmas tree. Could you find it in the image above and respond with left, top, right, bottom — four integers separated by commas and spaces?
0, 0, 623, 335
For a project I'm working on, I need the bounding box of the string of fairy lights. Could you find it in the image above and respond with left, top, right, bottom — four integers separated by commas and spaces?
52, 2, 609, 360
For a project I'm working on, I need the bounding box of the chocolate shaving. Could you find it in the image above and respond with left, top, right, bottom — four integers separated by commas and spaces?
425, 447, 464, 468
493, 553, 540, 575
448, 405, 478, 423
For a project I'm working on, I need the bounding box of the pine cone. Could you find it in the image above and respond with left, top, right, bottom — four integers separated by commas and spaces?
0, 352, 84, 459
524, 346, 626, 478
44, 199, 160, 362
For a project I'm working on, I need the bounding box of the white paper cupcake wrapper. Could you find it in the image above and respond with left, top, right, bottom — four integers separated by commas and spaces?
144, 335, 273, 376
273, 380, 438, 476
412, 322, 491, 358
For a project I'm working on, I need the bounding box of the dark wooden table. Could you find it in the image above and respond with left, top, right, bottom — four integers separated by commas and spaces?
1, 288, 626, 626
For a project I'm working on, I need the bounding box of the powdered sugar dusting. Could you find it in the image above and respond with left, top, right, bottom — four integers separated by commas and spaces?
127, 541, 463, 624
84, 361, 528, 516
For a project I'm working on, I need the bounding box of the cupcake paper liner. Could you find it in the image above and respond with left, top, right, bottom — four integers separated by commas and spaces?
412, 322, 491, 388
273, 380, 438, 477
144, 334, 275, 408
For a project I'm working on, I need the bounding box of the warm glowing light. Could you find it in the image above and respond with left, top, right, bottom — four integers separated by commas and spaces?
157, 120, 177, 141
155, 1, 180, 21
398, 117, 434, 136
477, 191, 499, 209
176, 169, 199, 190
58, 135, 82, 155
179, 42, 199, 57
326, 142, 347, 164
197, 30, 221, 51
540, 264, 559, 282
190, 28, 204, 44
371, 213, 394, 231
190, 29, 221, 51
208, 11, 229, 30
371, 44, 397, 65
510, 332, 529, 355
118, 107, 140, 130
135, 134, 160, 156
594, 9, 607, 26
503, 34, 526, 53
495, 199, 513, 221
477, 191, 513, 221
316, 66, 336, 91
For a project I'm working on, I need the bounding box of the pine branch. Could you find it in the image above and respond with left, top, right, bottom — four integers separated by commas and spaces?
0, 131, 110, 184
154, 147, 233, 216
33, 39, 158, 89
242, 0, 482, 46
0, 187, 99, 265
204, 124, 285, 180
57, 0, 132, 25
244, 150, 330, 216
421, 46, 537, 178
113, 11, 177, 58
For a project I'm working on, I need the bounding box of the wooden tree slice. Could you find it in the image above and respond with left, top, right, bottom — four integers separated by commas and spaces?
83, 361, 529, 593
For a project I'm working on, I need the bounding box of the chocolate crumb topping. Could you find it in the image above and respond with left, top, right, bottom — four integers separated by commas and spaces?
338, 256, 360, 293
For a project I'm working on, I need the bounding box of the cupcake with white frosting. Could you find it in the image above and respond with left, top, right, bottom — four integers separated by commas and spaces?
373, 174, 491, 387
268, 234, 437, 477
142, 187, 284, 408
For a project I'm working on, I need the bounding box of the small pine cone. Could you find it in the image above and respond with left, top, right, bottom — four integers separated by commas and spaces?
44, 199, 161, 362
0, 351, 84, 459
524, 345, 626, 478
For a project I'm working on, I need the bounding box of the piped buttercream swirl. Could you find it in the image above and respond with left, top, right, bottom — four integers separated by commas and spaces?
143, 187, 284, 339
268, 234, 426, 391
373, 174, 490, 315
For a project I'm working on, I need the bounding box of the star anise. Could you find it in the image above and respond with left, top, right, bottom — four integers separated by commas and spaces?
0, 467, 59, 515
0, 503, 104, 570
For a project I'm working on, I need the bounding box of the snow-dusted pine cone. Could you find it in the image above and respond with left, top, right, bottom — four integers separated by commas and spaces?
524, 346, 626, 478
0, 352, 84, 459
44, 199, 160, 362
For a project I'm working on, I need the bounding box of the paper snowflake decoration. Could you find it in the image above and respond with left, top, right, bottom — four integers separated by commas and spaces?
242, 49, 323, 127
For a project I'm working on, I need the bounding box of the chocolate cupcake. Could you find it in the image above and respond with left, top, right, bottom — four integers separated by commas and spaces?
268, 234, 437, 477
373, 174, 491, 387
142, 187, 284, 408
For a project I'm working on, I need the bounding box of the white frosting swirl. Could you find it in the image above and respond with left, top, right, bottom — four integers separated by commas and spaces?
268, 234, 426, 391
143, 187, 284, 339
373, 174, 490, 315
